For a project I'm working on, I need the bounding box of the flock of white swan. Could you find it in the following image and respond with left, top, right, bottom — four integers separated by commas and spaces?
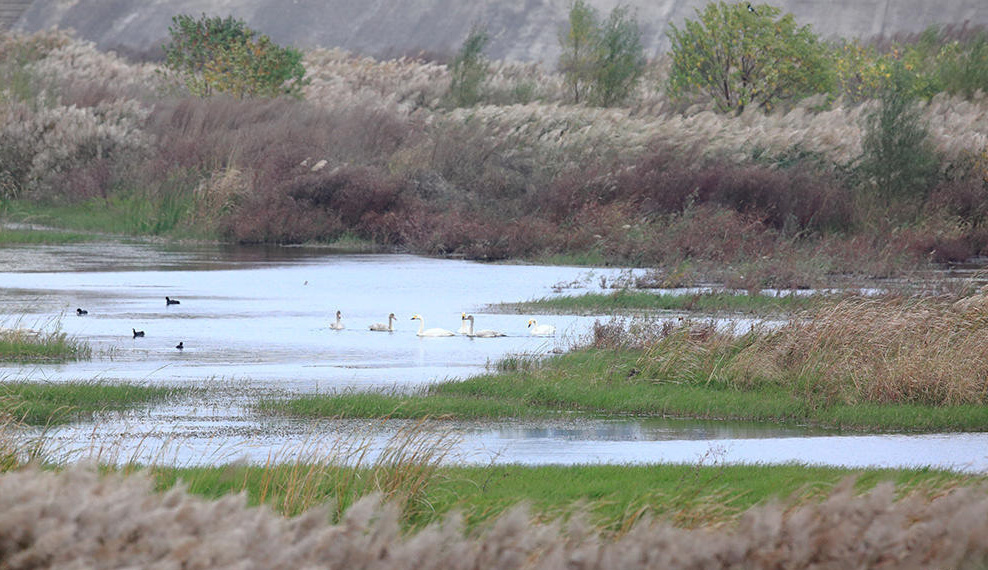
328, 311, 556, 338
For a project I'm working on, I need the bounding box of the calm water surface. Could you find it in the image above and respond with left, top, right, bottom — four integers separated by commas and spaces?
1, 242, 985, 472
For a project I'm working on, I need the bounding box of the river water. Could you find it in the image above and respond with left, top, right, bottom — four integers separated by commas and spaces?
1, 242, 985, 473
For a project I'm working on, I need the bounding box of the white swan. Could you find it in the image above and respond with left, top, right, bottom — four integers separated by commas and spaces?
411, 314, 455, 337
465, 315, 505, 338
457, 312, 471, 335
369, 313, 396, 332
527, 319, 556, 337
330, 310, 345, 330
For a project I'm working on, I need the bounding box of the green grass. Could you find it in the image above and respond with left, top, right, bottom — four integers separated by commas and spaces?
0, 380, 186, 425
3, 192, 208, 239
257, 348, 988, 431
0, 227, 96, 244
498, 290, 819, 315
0, 329, 91, 362
137, 461, 985, 532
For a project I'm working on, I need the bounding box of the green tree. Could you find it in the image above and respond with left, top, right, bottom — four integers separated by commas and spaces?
163, 13, 308, 98
667, 2, 832, 114
858, 63, 939, 203
589, 6, 646, 106
558, 0, 599, 104
448, 25, 490, 107
558, 1, 646, 106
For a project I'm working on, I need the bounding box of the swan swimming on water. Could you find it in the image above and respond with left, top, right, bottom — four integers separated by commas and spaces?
330, 310, 345, 330
132, 328, 145, 338
457, 312, 470, 334
369, 313, 396, 332
465, 315, 505, 338
411, 314, 455, 337
527, 319, 556, 336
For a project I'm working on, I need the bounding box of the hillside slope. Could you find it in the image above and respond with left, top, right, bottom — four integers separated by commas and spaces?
11, 0, 988, 62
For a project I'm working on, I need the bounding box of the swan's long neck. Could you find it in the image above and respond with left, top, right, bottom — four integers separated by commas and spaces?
388, 315, 395, 331
416, 318, 425, 335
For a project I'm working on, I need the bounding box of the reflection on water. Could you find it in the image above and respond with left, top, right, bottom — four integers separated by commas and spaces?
1, 242, 985, 472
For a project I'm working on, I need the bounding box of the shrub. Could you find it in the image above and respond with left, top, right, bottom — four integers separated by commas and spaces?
162, 13, 308, 98
857, 63, 940, 204
557, 1, 646, 106
447, 25, 489, 107
668, 2, 832, 113
588, 6, 646, 107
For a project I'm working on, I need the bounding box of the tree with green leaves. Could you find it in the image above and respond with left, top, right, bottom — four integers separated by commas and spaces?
448, 25, 490, 107
667, 2, 832, 114
858, 63, 939, 203
163, 13, 308, 99
558, 0, 599, 104
590, 6, 646, 106
558, 1, 646, 106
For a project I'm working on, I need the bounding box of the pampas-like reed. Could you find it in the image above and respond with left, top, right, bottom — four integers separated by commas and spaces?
1, 465, 986, 569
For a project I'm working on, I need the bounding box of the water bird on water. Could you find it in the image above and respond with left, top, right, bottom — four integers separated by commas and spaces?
132, 329, 145, 338
330, 310, 345, 330
527, 319, 556, 337
410, 314, 455, 337
369, 313, 396, 332
457, 312, 471, 334
166, 297, 180, 305
76, 308, 88, 316
465, 315, 506, 338
175, 341, 184, 350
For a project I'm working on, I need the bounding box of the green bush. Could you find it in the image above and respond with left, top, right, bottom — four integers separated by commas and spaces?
557, 0, 645, 106
162, 13, 308, 98
447, 25, 490, 107
857, 63, 940, 204
667, 1, 832, 113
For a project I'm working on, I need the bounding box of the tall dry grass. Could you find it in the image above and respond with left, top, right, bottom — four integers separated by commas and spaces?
732, 296, 988, 406
624, 296, 988, 407
1, 466, 986, 568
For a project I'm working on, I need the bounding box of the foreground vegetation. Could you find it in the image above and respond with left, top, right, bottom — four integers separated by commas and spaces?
0, 327, 90, 362
260, 296, 988, 431
3, 453, 988, 567
0, 380, 185, 424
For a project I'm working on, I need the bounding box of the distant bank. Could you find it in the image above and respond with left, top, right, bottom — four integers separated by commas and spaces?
9, 0, 988, 62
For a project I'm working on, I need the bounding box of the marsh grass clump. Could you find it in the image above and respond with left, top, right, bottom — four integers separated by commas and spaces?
0, 380, 182, 425
0, 327, 90, 362
731, 296, 988, 406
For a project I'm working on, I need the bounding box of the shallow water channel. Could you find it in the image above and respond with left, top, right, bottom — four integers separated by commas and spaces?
1, 242, 986, 473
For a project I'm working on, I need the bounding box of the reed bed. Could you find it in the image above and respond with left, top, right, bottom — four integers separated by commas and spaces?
725, 296, 988, 406
1, 464, 987, 569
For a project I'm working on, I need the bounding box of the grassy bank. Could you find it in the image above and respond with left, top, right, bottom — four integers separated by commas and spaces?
142, 461, 984, 532
0, 328, 91, 362
0, 226, 96, 244
259, 297, 988, 431
0, 381, 185, 425
497, 290, 820, 315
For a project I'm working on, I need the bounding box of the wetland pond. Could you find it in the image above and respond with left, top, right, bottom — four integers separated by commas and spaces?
1, 242, 986, 473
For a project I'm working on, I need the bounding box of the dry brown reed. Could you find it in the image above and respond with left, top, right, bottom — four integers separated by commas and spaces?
1, 465, 986, 569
